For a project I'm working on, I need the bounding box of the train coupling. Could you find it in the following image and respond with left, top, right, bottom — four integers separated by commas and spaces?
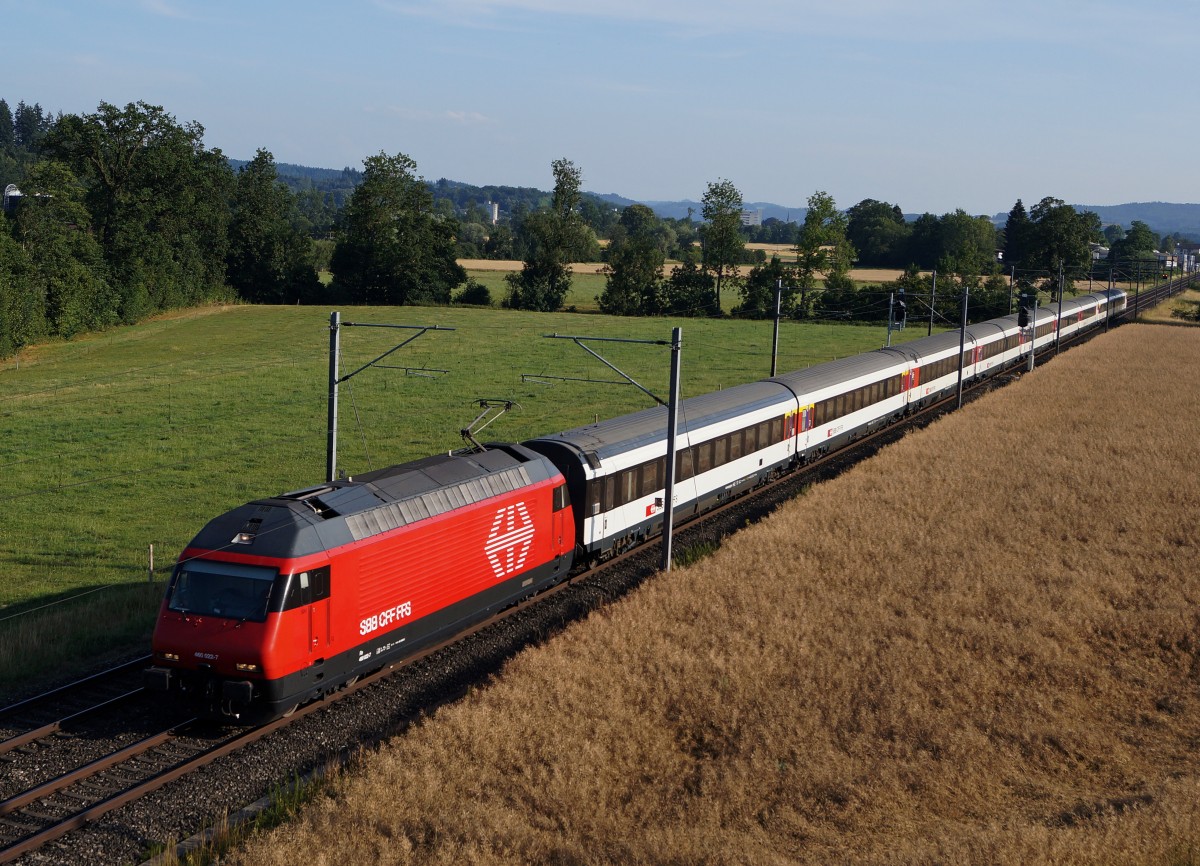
144, 666, 173, 691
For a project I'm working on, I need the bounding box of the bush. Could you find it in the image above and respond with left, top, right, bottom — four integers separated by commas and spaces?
1171, 300, 1200, 322
455, 279, 492, 306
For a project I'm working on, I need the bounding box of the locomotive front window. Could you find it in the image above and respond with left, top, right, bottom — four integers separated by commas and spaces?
167, 560, 277, 622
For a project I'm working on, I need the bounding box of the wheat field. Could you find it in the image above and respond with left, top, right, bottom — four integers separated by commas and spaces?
230, 322, 1200, 865
459, 258, 907, 282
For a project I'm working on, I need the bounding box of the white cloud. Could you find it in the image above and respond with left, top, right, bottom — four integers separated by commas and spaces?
369, 0, 1170, 46
367, 104, 492, 125
444, 110, 490, 124
139, 0, 196, 20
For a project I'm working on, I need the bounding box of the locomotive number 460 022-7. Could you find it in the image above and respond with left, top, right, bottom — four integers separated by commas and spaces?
359, 600, 413, 636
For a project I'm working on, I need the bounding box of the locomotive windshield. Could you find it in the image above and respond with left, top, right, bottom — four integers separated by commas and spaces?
167, 560, 277, 622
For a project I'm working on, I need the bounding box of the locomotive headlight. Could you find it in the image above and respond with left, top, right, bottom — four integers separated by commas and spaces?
236, 662, 261, 672
159, 652, 180, 662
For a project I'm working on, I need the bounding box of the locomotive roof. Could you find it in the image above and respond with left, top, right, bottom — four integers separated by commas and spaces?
525, 380, 793, 464
183, 444, 558, 561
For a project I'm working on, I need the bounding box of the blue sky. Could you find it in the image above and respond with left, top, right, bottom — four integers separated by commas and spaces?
2, 0, 1192, 215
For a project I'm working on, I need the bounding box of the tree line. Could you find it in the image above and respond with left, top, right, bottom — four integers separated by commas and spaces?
1, 96, 1178, 359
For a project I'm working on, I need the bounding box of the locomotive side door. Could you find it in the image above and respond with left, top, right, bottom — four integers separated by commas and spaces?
298, 567, 331, 654
552, 494, 566, 571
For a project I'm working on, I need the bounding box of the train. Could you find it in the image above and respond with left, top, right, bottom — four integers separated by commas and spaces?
145, 288, 1126, 722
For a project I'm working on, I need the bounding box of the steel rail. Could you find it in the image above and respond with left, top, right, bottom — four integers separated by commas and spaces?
0, 688, 146, 756
0, 655, 151, 719
0, 727, 185, 817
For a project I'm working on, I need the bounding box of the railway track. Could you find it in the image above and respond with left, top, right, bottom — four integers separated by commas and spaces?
1118, 272, 1191, 320
0, 656, 152, 739
1, 292, 1187, 865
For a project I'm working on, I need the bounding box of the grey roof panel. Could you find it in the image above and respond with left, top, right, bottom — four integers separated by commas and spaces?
185, 446, 552, 559
768, 348, 907, 396
526, 380, 794, 463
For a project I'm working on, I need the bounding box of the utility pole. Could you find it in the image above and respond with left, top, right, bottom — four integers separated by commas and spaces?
928, 270, 937, 336
327, 312, 455, 483
545, 329, 683, 572
1028, 295, 1038, 372
956, 285, 969, 409
1106, 268, 1113, 333
662, 327, 682, 572
327, 311, 341, 483
1054, 264, 1064, 354
770, 278, 782, 377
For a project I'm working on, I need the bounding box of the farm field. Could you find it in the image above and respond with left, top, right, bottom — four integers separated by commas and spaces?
230, 322, 1200, 865
1139, 287, 1200, 325
0, 303, 935, 693
461, 260, 910, 313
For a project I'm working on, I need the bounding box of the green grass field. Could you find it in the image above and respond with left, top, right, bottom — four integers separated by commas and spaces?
0, 301, 939, 692
463, 269, 608, 311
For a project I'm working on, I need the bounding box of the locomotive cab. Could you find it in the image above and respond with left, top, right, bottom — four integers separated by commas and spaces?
146, 558, 334, 723
166, 559, 276, 622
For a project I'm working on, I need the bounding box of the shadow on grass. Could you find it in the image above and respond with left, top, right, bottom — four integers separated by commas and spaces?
0, 581, 164, 702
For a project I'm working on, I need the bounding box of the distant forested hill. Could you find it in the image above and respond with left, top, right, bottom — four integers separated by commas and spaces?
985, 201, 1200, 239
230, 159, 1200, 239
248, 160, 600, 222
1074, 202, 1200, 238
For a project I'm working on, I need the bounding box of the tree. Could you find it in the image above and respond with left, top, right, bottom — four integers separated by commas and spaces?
938, 209, 998, 277
744, 217, 798, 245
0, 99, 14, 151
331, 151, 465, 305
0, 213, 37, 356
975, 271, 1012, 321
12, 160, 116, 337
505, 158, 592, 311
1003, 199, 1032, 269
1025, 197, 1100, 284
905, 213, 942, 269
846, 199, 909, 268
227, 149, 322, 304
483, 223, 514, 259
699, 178, 744, 314
599, 204, 666, 316
1107, 219, 1157, 264
13, 101, 50, 149
794, 191, 853, 319
455, 221, 488, 258
735, 255, 798, 319
660, 257, 715, 317
43, 101, 234, 321
1102, 224, 1126, 246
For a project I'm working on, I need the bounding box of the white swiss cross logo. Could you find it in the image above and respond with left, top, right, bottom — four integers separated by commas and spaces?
485, 502, 534, 578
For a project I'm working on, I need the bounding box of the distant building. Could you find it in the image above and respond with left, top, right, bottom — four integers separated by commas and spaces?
740, 209, 762, 227
1173, 241, 1199, 272
2, 183, 21, 215
484, 200, 499, 225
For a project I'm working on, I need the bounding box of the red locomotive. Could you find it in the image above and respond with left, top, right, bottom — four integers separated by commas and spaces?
145, 444, 573, 722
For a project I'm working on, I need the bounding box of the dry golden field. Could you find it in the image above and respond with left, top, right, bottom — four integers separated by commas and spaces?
231, 323, 1200, 866
1139, 288, 1200, 326
459, 258, 905, 282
